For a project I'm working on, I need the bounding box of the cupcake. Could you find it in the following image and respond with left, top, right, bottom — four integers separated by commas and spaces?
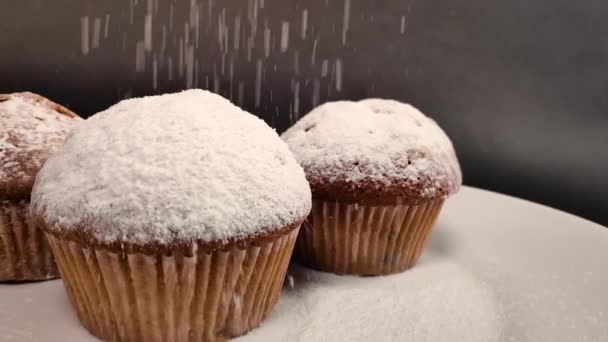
31, 89, 311, 342
282, 99, 461, 276
0, 92, 81, 281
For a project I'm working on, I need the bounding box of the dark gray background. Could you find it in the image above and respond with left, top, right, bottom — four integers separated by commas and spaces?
1, 0, 607, 225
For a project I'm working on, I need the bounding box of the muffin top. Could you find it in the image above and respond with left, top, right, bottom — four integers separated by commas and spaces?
0, 92, 81, 201
281, 99, 461, 204
31, 89, 311, 247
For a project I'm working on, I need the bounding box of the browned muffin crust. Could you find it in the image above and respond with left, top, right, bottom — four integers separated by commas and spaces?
305, 154, 460, 205
32, 210, 304, 256
281, 99, 462, 207
0, 93, 79, 119
308, 175, 454, 205
0, 92, 80, 201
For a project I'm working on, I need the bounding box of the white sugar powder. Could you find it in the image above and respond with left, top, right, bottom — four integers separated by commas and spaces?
31, 89, 311, 244
281, 99, 462, 198
0, 94, 81, 185
237, 262, 502, 342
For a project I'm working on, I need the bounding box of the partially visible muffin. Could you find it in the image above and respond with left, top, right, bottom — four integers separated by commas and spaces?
31, 89, 311, 342
0, 92, 81, 281
282, 99, 461, 275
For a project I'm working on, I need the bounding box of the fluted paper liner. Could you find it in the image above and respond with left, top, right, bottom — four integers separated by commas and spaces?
294, 199, 444, 275
0, 201, 58, 281
45, 226, 300, 342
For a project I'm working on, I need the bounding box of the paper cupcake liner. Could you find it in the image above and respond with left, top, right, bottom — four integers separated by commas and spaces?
45, 225, 299, 342
0, 201, 58, 281
294, 199, 444, 275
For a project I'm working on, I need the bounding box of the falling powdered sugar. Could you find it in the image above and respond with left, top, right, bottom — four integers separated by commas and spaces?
281, 99, 461, 199
236, 261, 502, 342
31, 89, 311, 245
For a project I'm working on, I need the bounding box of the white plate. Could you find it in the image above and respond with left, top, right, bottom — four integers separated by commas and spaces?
1, 187, 607, 341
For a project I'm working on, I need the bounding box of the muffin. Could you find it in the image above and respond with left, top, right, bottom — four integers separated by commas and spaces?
31, 89, 311, 342
282, 99, 461, 275
0, 92, 81, 281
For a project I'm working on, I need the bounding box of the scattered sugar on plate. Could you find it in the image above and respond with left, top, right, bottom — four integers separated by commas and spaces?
31, 89, 311, 244
236, 261, 502, 342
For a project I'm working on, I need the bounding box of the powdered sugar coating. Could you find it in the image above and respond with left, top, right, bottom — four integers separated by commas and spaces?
32, 89, 311, 245
281, 99, 462, 200
0, 93, 81, 199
